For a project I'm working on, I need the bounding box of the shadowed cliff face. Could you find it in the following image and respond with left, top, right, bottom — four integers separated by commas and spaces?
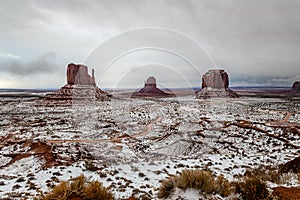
292, 82, 300, 91
197, 69, 238, 98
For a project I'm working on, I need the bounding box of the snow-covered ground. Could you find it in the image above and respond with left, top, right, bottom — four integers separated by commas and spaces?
0, 95, 299, 199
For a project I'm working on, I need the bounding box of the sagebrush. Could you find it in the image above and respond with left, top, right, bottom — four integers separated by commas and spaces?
157, 169, 232, 198
36, 174, 114, 200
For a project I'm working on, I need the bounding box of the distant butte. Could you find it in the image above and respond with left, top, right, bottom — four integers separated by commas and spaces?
291, 82, 300, 92
131, 76, 175, 98
196, 69, 238, 98
46, 63, 111, 102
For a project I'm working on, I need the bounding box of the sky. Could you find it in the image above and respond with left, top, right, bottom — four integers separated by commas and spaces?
0, 0, 299, 89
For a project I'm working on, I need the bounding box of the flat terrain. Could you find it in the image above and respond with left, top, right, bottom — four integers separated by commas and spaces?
0, 94, 299, 199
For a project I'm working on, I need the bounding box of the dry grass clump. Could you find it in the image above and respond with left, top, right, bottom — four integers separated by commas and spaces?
84, 161, 98, 172
235, 176, 271, 200
157, 169, 232, 199
214, 175, 232, 197
176, 169, 215, 192
157, 177, 175, 198
37, 174, 114, 200
245, 165, 280, 183
246, 165, 299, 185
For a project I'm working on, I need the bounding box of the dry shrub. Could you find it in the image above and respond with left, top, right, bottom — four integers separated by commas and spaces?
41, 181, 69, 200
157, 177, 175, 199
83, 180, 114, 199
214, 175, 232, 197
246, 165, 280, 183
235, 176, 271, 200
84, 161, 98, 172
157, 169, 232, 199
37, 174, 114, 200
246, 165, 299, 185
176, 169, 215, 193
70, 174, 86, 192
279, 172, 298, 185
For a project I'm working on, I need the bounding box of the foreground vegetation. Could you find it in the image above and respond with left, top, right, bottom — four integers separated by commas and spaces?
35, 163, 300, 200
37, 174, 114, 200
157, 166, 300, 199
157, 169, 232, 198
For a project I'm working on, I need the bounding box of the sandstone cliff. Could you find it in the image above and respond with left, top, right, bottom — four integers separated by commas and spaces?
197, 69, 238, 98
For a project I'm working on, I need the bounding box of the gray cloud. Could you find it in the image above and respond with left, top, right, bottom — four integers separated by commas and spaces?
0, 0, 299, 88
7, 52, 58, 76
1, 52, 59, 75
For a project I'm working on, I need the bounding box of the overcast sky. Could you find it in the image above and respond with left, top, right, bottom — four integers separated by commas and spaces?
0, 0, 299, 89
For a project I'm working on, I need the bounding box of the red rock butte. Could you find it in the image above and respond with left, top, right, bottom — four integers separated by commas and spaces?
131, 76, 175, 98
45, 63, 111, 102
67, 63, 96, 86
196, 69, 238, 98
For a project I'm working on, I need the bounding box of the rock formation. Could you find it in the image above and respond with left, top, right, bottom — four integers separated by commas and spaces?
196, 69, 238, 98
46, 63, 111, 102
291, 82, 300, 91
131, 76, 175, 98
67, 63, 96, 86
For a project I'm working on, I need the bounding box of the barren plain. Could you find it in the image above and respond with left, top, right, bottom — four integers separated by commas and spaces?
0, 93, 299, 199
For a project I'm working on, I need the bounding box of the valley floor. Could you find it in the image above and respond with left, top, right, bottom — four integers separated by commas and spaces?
0, 95, 299, 199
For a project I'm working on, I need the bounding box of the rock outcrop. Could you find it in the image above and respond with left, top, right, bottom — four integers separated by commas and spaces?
291, 82, 300, 91
196, 69, 238, 98
46, 63, 111, 102
131, 76, 175, 98
67, 63, 96, 86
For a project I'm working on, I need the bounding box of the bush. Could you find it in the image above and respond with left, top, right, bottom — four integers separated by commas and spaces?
245, 165, 280, 183
235, 176, 271, 200
37, 174, 114, 200
84, 161, 98, 172
157, 177, 175, 198
157, 169, 232, 199
176, 169, 215, 193
83, 180, 114, 199
278, 172, 298, 185
214, 175, 232, 197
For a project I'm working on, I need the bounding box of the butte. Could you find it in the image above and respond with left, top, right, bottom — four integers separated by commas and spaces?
45, 63, 111, 102
131, 76, 175, 98
291, 82, 300, 92
196, 69, 238, 98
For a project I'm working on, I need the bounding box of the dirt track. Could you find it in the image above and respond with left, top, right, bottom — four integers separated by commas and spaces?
266, 111, 293, 126
46, 116, 162, 144
281, 112, 292, 123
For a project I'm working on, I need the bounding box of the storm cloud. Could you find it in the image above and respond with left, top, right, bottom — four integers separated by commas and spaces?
0, 0, 299, 88
1, 52, 58, 75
